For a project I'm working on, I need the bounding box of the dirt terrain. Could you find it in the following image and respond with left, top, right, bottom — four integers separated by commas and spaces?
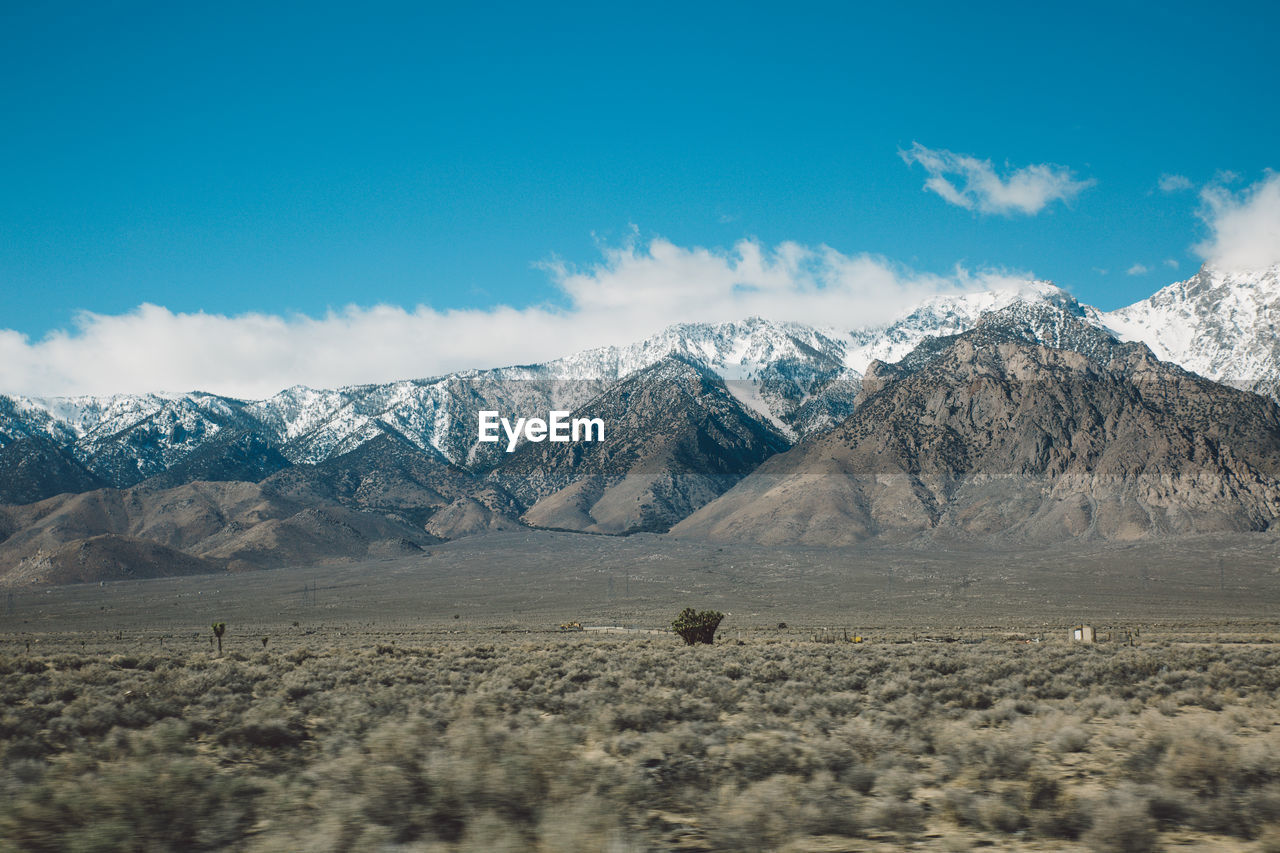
3, 529, 1277, 636
2, 532, 1279, 852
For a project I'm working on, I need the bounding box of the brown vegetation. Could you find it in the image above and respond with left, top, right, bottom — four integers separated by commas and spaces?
2, 631, 1279, 850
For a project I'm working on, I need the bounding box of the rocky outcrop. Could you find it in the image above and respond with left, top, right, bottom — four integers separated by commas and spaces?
671, 306, 1280, 544
490, 357, 790, 534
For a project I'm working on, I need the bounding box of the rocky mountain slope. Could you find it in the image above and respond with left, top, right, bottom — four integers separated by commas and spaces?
0, 480, 437, 585
0, 437, 105, 505
4, 266, 1280, 583
1100, 263, 1280, 400
671, 303, 1280, 545
489, 356, 790, 534
261, 430, 482, 529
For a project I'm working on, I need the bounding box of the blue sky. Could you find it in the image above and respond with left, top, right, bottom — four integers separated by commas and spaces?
2, 1, 1278, 395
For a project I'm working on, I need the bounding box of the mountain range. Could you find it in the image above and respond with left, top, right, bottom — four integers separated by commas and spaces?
671, 301, 1280, 544
2, 263, 1279, 584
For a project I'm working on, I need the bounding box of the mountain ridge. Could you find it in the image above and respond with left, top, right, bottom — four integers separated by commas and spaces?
670, 302, 1280, 545
0, 279, 1083, 490
1099, 263, 1280, 400
4, 264, 1280, 584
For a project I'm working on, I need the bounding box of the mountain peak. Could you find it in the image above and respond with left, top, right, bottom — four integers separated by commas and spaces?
673, 308, 1280, 546
1101, 262, 1280, 399
860, 298, 1122, 398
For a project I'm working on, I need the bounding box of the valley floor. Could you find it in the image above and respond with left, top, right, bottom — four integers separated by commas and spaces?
2, 531, 1279, 851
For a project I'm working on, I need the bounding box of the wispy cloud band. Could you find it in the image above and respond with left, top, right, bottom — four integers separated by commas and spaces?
900, 142, 1094, 216
0, 237, 1031, 398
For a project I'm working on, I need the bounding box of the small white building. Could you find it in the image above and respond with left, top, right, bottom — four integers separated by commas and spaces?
1071, 624, 1096, 643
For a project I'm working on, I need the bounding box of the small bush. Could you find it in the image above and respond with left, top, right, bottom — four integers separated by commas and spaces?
979, 795, 1025, 834
1031, 792, 1092, 839
1083, 791, 1158, 853
1050, 725, 1091, 753
867, 798, 924, 834
671, 608, 723, 645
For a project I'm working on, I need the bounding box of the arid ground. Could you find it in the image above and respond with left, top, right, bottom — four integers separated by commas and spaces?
3, 531, 1279, 851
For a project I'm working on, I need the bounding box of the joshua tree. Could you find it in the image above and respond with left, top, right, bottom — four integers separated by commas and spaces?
672, 608, 724, 645
211, 622, 226, 655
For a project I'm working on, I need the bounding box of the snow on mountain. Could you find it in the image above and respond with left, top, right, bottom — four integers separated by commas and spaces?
70, 394, 262, 486
1098, 264, 1280, 400
8, 393, 171, 442
845, 280, 1075, 371
222, 318, 866, 467
544, 317, 851, 379
531, 317, 857, 440
19, 269, 1274, 485
267, 374, 610, 467
0, 396, 81, 446
247, 385, 361, 444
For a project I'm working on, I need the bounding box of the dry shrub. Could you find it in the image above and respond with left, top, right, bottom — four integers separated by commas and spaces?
1258, 823, 1280, 853
872, 765, 917, 800
865, 797, 924, 834
2, 636, 1278, 850
1030, 791, 1092, 839
1049, 724, 1090, 753
979, 794, 1025, 833
1082, 790, 1158, 853
0, 754, 259, 852
941, 786, 981, 827
707, 774, 861, 851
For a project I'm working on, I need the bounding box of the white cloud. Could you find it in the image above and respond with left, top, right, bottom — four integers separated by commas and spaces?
1194, 171, 1280, 270
1157, 173, 1193, 193
0, 237, 1034, 399
1127, 263, 1150, 276
899, 142, 1094, 216
1164, 258, 1180, 270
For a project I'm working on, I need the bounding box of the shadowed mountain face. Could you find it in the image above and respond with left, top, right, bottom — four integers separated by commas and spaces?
141, 431, 291, 489
262, 429, 530, 538
262, 430, 480, 527
0, 437, 106, 505
671, 306, 1280, 545
489, 357, 791, 534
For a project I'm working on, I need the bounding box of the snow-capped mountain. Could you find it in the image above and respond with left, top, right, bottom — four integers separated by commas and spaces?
843, 280, 1076, 371
249, 282, 1078, 461
6, 268, 1278, 499
0, 278, 1085, 488
672, 301, 1280, 546
9, 266, 1280, 582
1099, 264, 1280, 400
